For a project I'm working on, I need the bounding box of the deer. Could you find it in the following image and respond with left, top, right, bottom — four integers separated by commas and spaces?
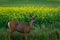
8, 15, 37, 40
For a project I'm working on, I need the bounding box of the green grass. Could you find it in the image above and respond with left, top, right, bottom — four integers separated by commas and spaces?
0, 25, 60, 40
0, 0, 60, 7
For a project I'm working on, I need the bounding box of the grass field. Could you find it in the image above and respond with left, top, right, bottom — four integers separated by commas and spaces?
0, 7, 60, 40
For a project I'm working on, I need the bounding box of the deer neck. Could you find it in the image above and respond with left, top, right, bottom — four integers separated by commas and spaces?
29, 20, 34, 28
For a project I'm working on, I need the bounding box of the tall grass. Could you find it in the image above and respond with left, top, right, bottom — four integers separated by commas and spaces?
0, 26, 60, 40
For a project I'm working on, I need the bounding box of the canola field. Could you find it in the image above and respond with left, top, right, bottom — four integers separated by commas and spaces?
0, 7, 60, 27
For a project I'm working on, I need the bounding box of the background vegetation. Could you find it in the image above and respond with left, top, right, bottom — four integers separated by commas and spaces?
0, 7, 60, 40
0, 0, 60, 40
0, 0, 60, 7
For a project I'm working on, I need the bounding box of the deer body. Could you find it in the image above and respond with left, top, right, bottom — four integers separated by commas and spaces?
8, 16, 36, 40
8, 21, 31, 33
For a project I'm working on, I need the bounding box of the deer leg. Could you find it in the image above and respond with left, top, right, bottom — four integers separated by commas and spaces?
24, 33, 28, 40
8, 31, 13, 40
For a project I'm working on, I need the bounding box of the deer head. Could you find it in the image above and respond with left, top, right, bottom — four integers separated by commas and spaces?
29, 15, 37, 28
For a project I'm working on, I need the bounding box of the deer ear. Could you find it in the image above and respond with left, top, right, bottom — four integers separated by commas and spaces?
30, 15, 33, 20
30, 15, 32, 17
35, 15, 37, 17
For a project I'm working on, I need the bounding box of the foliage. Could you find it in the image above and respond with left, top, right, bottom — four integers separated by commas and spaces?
0, 7, 60, 28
